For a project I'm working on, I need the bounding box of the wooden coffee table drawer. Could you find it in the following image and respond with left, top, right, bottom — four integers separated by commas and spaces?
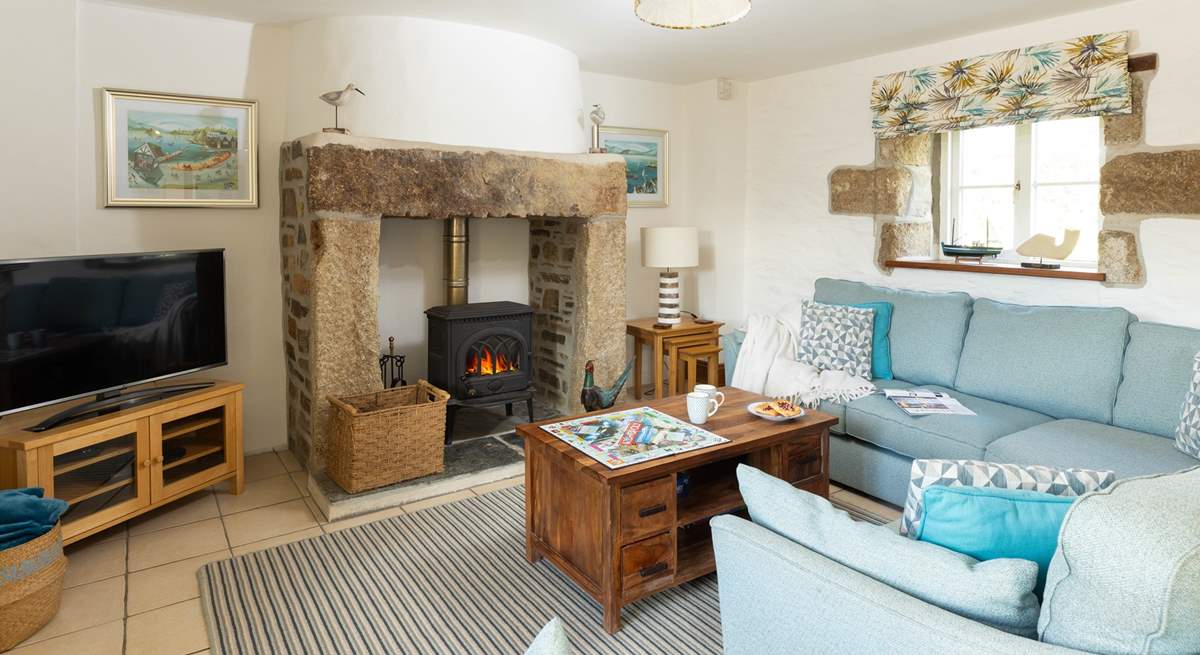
619, 476, 674, 541
783, 434, 823, 484
620, 532, 675, 601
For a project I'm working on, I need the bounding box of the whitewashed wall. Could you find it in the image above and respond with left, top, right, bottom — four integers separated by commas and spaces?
0, 0, 292, 453
744, 0, 1200, 328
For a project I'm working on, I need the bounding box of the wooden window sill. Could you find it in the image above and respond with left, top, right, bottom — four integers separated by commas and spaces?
885, 258, 1106, 282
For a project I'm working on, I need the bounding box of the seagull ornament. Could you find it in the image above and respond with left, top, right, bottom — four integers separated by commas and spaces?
319, 83, 365, 133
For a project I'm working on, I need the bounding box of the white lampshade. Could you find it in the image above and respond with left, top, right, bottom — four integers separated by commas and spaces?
634, 0, 752, 30
642, 227, 699, 269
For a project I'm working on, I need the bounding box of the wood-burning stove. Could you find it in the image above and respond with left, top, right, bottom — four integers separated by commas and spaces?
425, 301, 534, 444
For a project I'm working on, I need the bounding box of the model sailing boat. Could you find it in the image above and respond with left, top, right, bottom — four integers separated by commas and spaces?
941, 218, 1003, 261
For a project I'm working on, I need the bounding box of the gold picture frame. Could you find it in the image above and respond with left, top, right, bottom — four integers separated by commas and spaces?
598, 126, 669, 208
103, 88, 258, 208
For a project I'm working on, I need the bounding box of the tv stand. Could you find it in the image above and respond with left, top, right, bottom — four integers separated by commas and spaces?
0, 380, 244, 545
28, 382, 216, 432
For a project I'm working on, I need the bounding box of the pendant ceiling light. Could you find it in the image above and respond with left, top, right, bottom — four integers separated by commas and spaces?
634, 0, 752, 30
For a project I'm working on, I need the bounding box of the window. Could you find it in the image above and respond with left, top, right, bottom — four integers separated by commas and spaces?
942, 116, 1102, 262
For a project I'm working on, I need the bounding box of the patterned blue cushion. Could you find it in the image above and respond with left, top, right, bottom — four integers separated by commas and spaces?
900, 459, 1114, 538
1175, 353, 1200, 459
796, 301, 874, 379
813, 278, 972, 387
953, 299, 1134, 423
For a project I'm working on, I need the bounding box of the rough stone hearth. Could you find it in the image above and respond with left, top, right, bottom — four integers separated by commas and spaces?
280, 134, 627, 471
828, 72, 1200, 287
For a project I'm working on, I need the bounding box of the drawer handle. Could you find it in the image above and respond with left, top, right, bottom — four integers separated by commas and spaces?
639, 562, 668, 578
638, 503, 667, 518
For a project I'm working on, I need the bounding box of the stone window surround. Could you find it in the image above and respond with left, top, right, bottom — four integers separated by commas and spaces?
829, 72, 1200, 287
279, 134, 628, 471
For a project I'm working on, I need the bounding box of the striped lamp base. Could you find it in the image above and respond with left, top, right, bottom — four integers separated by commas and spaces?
657, 270, 681, 325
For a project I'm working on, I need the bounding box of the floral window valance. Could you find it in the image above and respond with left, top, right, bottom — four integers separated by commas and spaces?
871, 32, 1132, 139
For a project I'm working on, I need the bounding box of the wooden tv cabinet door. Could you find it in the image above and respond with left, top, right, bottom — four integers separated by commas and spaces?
519, 387, 834, 634
0, 381, 245, 545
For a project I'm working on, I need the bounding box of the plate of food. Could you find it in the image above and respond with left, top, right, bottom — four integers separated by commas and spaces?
747, 398, 806, 422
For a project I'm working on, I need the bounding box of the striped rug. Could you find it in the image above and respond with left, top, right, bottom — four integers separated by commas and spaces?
198, 486, 723, 654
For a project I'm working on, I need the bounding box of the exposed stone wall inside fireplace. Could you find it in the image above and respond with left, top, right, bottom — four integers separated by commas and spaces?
279, 133, 627, 471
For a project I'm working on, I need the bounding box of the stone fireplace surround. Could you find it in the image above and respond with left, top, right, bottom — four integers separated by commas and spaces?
280, 133, 628, 471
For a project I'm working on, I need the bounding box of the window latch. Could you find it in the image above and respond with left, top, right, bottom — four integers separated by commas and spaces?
1014, 180, 1022, 192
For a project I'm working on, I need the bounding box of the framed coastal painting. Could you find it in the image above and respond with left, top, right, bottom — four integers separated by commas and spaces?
598, 126, 668, 207
103, 89, 258, 208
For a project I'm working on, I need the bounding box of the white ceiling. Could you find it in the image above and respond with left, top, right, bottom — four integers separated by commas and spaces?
101, 0, 1129, 83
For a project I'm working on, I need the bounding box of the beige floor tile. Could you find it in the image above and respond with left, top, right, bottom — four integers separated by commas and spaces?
19, 577, 124, 645
231, 526, 325, 556
471, 475, 524, 495
128, 517, 228, 571
222, 499, 318, 547
324, 506, 405, 533
302, 497, 327, 523
128, 491, 219, 536
275, 447, 303, 473
215, 474, 300, 515
125, 598, 210, 655
401, 489, 474, 513
244, 451, 286, 482
63, 536, 126, 588
9, 619, 124, 655
291, 472, 311, 496
835, 490, 903, 521
127, 550, 232, 616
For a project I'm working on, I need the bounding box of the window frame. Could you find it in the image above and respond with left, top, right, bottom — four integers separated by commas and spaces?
939, 119, 1102, 265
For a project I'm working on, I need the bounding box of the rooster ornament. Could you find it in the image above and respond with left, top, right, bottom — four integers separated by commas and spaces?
580, 359, 635, 412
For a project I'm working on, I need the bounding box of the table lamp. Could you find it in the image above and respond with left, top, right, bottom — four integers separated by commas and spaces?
641, 227, 699, 328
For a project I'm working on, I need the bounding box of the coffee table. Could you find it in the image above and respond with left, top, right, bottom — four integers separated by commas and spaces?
518, 387, 836, 633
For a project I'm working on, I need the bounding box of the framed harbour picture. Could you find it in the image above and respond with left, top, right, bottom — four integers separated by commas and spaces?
598, 126, 668, 207
103, 88, 258, 208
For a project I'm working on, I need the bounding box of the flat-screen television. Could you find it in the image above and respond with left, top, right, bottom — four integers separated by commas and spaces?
0, 250, 226, 417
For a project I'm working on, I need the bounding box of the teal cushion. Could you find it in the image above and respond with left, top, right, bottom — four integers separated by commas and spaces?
985, 419, 1198, 479
916, 485, 1074, 594
1039, 467, 1200, 654
823, 378, 914, 435
737, 464, 1041, 637
849, 301, 893, 380
954, 298, 1134, 423
843, 385, 1051, 461
1113, 322, 1200, 438
813, 278, 972, 387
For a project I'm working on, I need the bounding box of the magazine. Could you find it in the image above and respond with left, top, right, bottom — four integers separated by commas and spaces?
540, 406, 729, 469
883, 389, 976, 416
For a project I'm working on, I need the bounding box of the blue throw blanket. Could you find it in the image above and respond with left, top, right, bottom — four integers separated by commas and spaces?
0, 488, 67, 550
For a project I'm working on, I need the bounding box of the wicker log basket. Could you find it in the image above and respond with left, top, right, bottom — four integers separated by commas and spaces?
326, 380, 451, 494
0, 523, 67, 650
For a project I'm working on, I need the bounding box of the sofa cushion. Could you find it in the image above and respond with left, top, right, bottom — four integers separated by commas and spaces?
1113, 322, 1200, 438
823, 378, 913, 435
844, 385, 1051, 461
954, 299, 1133, 424
737, 464, 1042, 637
813, 278, 972, 387
1039, 467, 1200, 654
796, 301, 875, 379
985, 419, 1198, 479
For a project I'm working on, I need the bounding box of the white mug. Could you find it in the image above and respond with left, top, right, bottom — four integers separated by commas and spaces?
687, 391, 719, 425
693, 384, 725, 409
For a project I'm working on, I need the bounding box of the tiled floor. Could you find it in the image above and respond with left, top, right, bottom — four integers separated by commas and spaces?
14, 451, 898, 654
12, 449, 524, 655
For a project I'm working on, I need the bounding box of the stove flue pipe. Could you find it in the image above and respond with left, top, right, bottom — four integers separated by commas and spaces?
443, 217, 468, 305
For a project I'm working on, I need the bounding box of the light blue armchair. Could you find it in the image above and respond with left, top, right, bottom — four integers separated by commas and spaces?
711, 515, 1085, 654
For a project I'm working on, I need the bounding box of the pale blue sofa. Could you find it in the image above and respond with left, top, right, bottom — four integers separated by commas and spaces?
729, 278, 1200, 505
